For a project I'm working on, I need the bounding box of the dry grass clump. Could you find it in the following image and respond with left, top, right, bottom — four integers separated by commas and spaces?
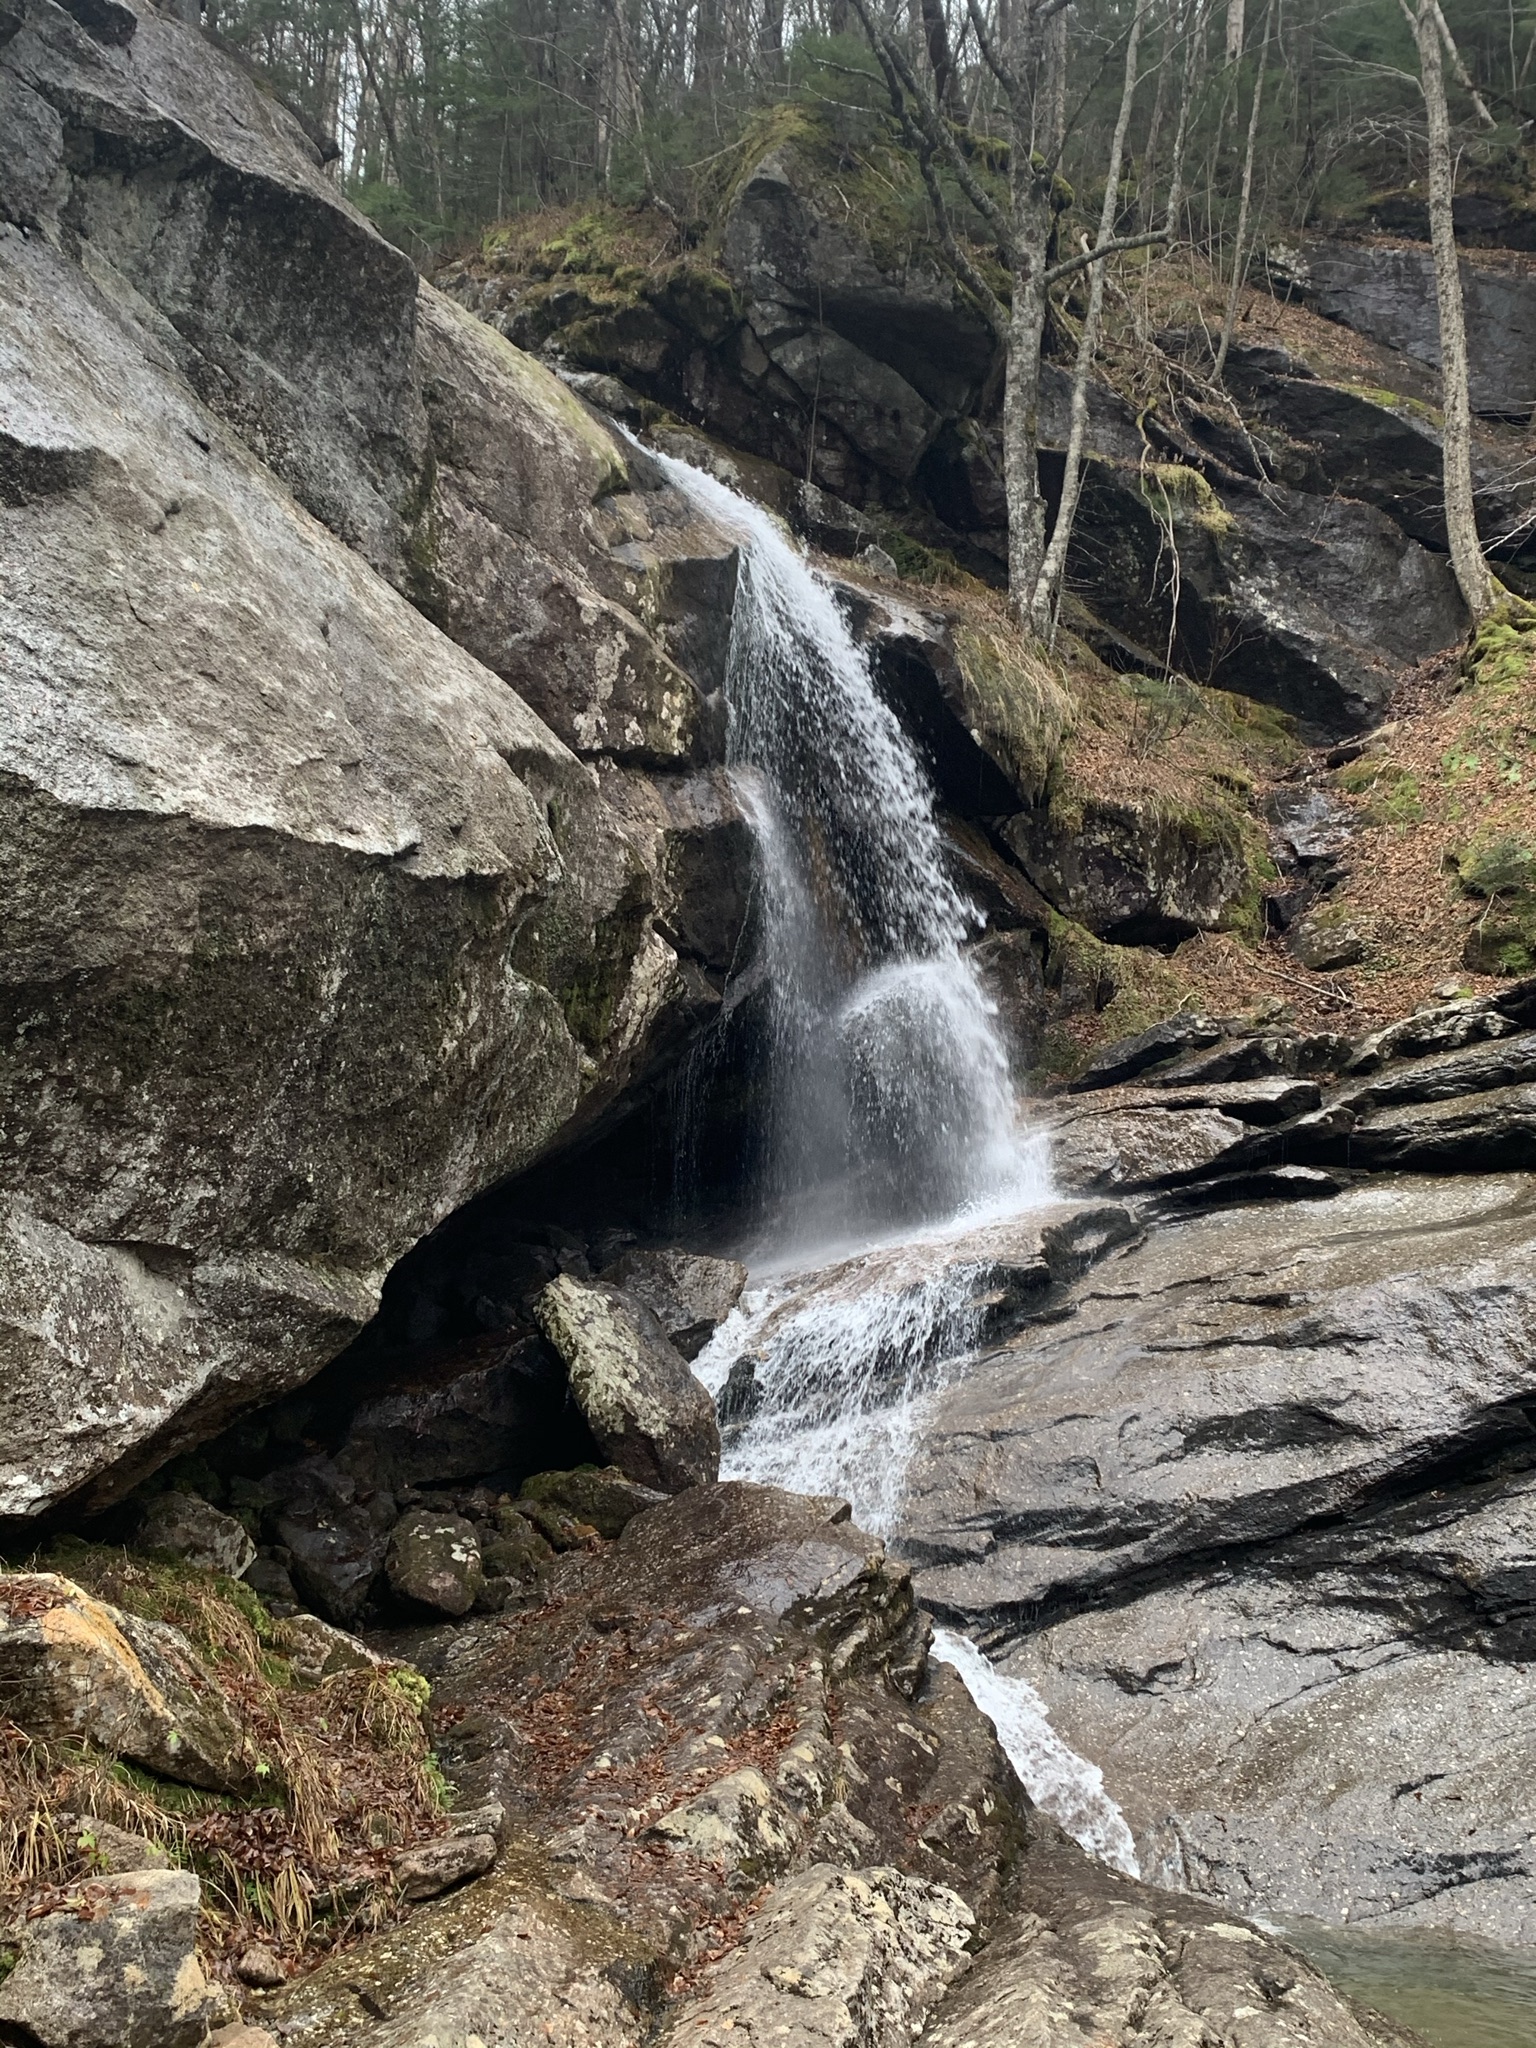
0, 1543, 453, 1981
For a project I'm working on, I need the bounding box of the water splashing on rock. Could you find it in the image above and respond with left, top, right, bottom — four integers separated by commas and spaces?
930, 1629, 1141, 1876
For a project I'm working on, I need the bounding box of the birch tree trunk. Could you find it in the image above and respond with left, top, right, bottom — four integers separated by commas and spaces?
1412, 0, 1496, 618
1033, 0, 1150, 632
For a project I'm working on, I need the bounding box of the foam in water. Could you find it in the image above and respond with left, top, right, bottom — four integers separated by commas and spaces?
650, 447, 1039, 1240
930, 1629, 1142, 1877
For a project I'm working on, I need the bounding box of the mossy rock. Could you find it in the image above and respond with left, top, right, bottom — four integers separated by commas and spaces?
950, 622, 1074, 802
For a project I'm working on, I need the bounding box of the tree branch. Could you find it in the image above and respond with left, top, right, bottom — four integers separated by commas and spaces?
1044, 228, 1167, 283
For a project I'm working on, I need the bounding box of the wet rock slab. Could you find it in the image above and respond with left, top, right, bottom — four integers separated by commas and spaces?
902, 1172, 1536, 1941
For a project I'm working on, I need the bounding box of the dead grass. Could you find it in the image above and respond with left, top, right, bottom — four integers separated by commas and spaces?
0, 1544, 454, 1984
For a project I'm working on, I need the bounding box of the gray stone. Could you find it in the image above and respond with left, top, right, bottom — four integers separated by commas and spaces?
235, 1943, 287, 1989
534, 1275, 720, 1493
74, 1818, 170, 1873
517, 1465, 668, 1539
903, 1174, 1536, 1623
279, 1611, 386, 1685
393, 1830, 497, 1901
599, 1249, 747, 1360
1006, 1464, 1536, 1943
1273, 236, 1536, 418
0, 1866, 223, 2048
1266, 783, 1356, 862
385, 1509, 484, 1617
265, 1458, 396, 1626
1048, 1106, 1248, 1193
1291, 910, 1369, 971
925, 1851, 1417, 2048
0, 1572, 252, 1792
1070, 461, 1466, 736
138, 1491, 256, 1579
1067, 1012, 1224, 1092
655, 1864, 973, 2048
482, 1504, 557, 1579
1345, 995, 1522, 1071
1002, 799, 1252, 946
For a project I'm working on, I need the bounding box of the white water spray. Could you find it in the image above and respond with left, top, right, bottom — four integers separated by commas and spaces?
930, 1629, 1141, 1876
649, 454, 1133, 1880
651, 449, 1037, 1239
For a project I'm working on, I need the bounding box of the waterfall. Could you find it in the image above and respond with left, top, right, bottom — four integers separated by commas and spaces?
651, 449, 1035, 1242
651, 446, 1050, 1528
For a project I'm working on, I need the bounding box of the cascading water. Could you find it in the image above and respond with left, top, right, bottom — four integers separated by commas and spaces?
652, 453, 1127, 1880
654, 446, 1049, 1523
651, 448, 1038, 1241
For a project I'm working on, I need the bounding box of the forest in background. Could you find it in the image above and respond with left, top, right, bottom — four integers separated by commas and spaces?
202, 0, 1536, 265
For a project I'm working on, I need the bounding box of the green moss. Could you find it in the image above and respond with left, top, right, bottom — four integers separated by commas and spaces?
550, 871, 652, 1052
1140, 463, 1234, 534
951, 622, 1074, 801
1464, 599, 1536, 693
1456, 830, 1536, 896
880, 531, 976, 587
1035, 913, 1188, 1081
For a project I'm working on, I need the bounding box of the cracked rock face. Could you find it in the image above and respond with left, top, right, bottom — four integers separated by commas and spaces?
901, 1172, 1536, 1941
259, 1482, 1407, 2048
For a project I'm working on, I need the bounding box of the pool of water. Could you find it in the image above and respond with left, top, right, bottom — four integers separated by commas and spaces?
1282, 1920, 1536, 2046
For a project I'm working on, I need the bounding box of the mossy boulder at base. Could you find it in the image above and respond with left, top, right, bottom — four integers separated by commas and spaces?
533, 1276, 721, 1492
0, 1573, 253, 1792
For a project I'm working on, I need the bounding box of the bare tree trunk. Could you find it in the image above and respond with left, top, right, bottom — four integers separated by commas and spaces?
1003, 175, 1056, 617
1162, 0, 1208, 239
1412, 0, 1497, 617
1224, 0, 1243, 60
1034, 0, 1150, 631
1213, 0, 1270, 378
921, 0, 964, 111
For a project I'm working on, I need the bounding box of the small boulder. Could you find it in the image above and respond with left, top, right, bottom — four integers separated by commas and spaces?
264, 1456, 396, 1626
279, 1612, 385, 1686
234, 1942, 287, 1989
137, 1492, 256, 1580
392, 1830, 496, 1901
385, 1511, 483, 1617
518, 1466, 668, 1540
211, 2029, 280, 2048
481, 1506, 556, 1581
74, 1817, 169, 1873
1066, 1012, 1224, 1092
1290, 910, 1369, 971
1049, 1107, 1248, 1192
0, 1574, 251, 1793
602, 1249, 748, 1359
0, 1867, 223, 2048
534, 1276, 720, 1492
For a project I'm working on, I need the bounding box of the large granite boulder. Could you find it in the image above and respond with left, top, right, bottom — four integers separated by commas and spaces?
0, 0, 753, 1520
1066, 460, 1467, 736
